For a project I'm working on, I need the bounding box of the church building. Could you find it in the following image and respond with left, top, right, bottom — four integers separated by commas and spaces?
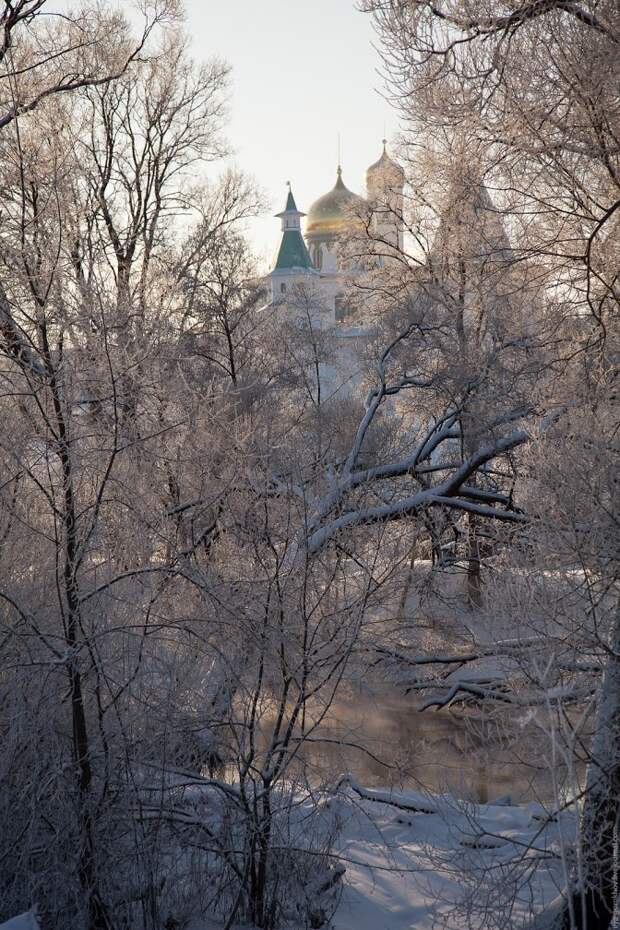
266, 143, 405, 398
269, 141, 405, 325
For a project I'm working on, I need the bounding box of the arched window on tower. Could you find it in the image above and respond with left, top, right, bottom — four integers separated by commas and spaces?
335, 294, 351, 322
280, 282, 286, 294
313, 245, 323, 270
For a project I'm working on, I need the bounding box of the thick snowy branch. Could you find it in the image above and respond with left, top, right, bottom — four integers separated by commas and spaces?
418, 680, 597, 711
421, 0, 618, 43
306, 427, 529, 553
334, 772, 436, 814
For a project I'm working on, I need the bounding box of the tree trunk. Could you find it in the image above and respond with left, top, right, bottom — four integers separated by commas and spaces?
466, 512, 483, 608
47, 351, 112, 930
563, 607, 620, 930
397, 544, 416, 621
251, 790, 274, 929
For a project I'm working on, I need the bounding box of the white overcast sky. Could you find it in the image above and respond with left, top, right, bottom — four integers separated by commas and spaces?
184, 0, 393, 267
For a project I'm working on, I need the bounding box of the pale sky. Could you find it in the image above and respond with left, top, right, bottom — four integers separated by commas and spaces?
184, 0, 393, 268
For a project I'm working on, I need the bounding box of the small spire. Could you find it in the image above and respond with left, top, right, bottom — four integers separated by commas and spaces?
276, 182, 305, 220
284, 182, 297, 212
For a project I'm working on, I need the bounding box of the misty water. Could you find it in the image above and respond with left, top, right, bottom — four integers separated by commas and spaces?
294, 684, 568, 804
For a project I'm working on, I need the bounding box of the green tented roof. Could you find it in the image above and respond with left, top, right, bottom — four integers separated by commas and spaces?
274, 229, 315, 271
285, 189, 298, 212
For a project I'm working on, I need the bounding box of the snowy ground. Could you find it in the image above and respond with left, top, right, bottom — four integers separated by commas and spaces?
187, 779, 573, 930
330, 781, 573, 930
1, 784, 573, 930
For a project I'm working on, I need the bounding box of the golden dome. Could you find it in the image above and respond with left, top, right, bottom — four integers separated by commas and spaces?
305, 167, 367, 239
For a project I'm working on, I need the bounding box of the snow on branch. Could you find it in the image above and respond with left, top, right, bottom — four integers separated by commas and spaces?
372, 636, 549, 669
288, 308, 541, 554
417, 679, 597, 711
426, 495, 526, 522
334, 772, 436, 814
422, 0, 618, 43
306, 426, 529, 553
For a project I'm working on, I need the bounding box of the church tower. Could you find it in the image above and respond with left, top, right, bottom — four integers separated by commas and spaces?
366, 140, 405, 255
269, 184, 317, 303
430, 170, 517, 346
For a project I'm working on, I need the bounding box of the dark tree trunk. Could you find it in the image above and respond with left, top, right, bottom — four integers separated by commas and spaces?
562, 609, 620, 930
45, 345, 112, 930
466, 512, 483, 608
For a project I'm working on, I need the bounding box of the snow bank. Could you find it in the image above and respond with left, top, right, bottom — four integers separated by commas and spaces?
0, 914, 40, 930
329, 784, 575, 930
